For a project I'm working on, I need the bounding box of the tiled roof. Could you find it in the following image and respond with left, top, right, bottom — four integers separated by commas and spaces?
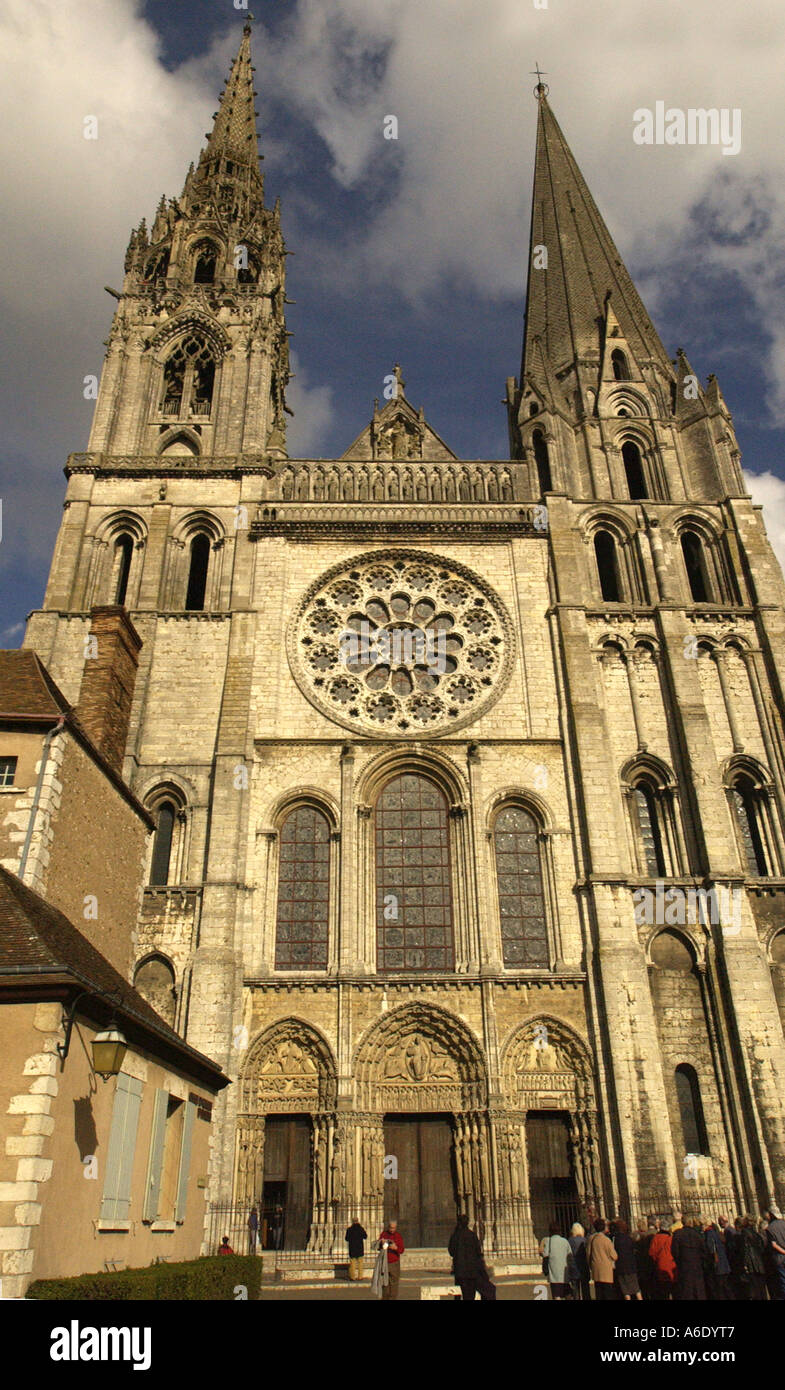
0, 865, 226, 1088
0, 649, 72, 720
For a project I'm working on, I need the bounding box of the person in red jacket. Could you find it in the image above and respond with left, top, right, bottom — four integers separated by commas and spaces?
218, 1236, 234, 1255
378, 1220, 405, 1301
648, 1221, 676, 1299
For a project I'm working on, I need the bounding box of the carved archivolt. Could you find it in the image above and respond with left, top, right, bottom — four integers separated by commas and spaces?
240, 1019, 337, 1114
502, 1016, 595, 1111
354, 1003, 487, 1112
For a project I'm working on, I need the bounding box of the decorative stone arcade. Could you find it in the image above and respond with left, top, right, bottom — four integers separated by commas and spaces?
235, 1006, 603, 1254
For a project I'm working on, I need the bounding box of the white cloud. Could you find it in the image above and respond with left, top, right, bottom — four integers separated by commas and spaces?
286, 352, 335, 456
744, 470, 785, 577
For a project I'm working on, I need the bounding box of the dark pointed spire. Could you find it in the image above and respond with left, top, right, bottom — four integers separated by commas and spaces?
521, 86, 673, 388
204, 22, 260, 170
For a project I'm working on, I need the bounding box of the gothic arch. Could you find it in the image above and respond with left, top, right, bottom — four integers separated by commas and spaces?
240, 1018, 338, 1115
485, 785, 554, 832
353, 1002, 487, 1112
268, 786, 340, 830
501, 1016, 595, 1102
133, 952, 177, 1027
358, 745, 467, 809
157, 426, 202, 458
149, 313, 231, 361
646, 925, 704, 968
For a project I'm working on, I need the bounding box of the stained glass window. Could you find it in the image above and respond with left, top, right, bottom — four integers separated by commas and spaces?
275, 807, 330, 970
375, 774, 454, 972
493, 806, 549, 967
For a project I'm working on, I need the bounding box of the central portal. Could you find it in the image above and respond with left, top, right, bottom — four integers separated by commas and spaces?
383, 1114, 457, 1248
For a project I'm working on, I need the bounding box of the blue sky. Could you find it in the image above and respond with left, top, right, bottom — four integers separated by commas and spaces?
2, 0, 785, 644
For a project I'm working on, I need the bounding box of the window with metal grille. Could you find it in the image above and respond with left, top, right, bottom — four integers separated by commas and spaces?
732, 783, 768, 876
0, 756, 17, 787
634, 784, 667, 876
493, 806, 549, 967
275, 806, 330, 970
375, 773, 454, 973
159, 335, 216, 417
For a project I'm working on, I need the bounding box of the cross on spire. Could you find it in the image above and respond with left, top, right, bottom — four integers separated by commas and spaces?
531, 63, 549, 98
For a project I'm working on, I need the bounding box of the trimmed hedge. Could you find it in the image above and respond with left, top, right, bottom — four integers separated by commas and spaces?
27, 1255, 262, 1301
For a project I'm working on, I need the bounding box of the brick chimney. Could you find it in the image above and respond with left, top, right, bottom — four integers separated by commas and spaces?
76, 606, 142, 776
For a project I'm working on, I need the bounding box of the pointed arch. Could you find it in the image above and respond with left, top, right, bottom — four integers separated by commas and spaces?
531, 428, 552, 493
622, 754, 684, 878
240, 1018, 338, 1114
353, 1002, 487, 1112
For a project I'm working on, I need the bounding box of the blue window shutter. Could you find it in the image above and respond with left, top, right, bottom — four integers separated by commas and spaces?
144, 1088, 169, 1222
100, 1073, 143, 1222
175, 1099, 197, 1223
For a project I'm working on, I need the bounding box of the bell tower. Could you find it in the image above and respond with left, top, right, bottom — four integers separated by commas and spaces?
88, 21, 290, 462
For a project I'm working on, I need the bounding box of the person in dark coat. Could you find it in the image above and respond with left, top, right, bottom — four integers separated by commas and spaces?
634, 1221, 656, 1300
448, 1213, 494, 1301
346, 1217, 368, 1281
724, 1217, 745, 1300
670, 1218, 707, 1300
703, 1219, 732, 1300
612, 1219, 642, 1300
739, 1216, 767, 1300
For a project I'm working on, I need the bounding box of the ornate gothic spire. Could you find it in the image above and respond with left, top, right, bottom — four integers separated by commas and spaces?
521, 84, 673, 388
202, 21, 260, 171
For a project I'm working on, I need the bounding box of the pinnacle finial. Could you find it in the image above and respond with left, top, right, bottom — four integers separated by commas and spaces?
393, 363, 406, 396
531, 63, 549, 99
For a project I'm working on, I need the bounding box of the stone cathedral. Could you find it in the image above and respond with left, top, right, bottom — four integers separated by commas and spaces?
24, 26, 785, 1252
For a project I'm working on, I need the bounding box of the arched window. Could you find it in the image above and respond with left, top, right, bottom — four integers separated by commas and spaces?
532, 429, 552, 494
681, 531, 711, 603
159, 335, 217, 418
111, 533, 134, 606
675, 1063, 710, 1156
237, 256, 258, 286
622, 441, 647, 499
133, 954, 177, 1027
275, 806, 330, 970
594, 530, 621, 602
730, 774, 769, 876
144, 249, 169, 284
493, 805, 549, 967
611, 349, 630, 381
375, 773, 454, 972
632, 782, 667, 876
150, 801, 176, 885
185, 533, 211, 611
194, 244, 217, 283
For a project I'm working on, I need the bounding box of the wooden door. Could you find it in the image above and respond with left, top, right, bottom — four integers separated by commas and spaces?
383, 1115, 456, 1247
262, 1116, 311, 1249
525, 1111, 579, 1239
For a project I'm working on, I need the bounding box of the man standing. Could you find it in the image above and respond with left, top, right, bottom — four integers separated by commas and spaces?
764, 1207, 785, 1300
270, 1205, 285, 1251
378, 1219, 405, 1300
671, 1217, 707, 1300
448, 1213, 489, 1301
346, 1216, 368, 1281
247, 1205, 259, 1255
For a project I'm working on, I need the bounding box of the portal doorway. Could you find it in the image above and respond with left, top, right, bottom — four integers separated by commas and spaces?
261, 1115, 311, 1250
383, 1114, 457, 1247
525, 1111, 580, 1239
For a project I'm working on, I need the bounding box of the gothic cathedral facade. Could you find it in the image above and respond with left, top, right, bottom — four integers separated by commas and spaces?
25, 29, 785, 1249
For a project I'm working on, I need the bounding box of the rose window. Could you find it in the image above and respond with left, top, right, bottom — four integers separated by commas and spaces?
289, 550, 514, 736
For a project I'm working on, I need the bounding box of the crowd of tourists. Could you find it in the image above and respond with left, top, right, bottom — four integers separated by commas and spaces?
540, 1207, 785, 1301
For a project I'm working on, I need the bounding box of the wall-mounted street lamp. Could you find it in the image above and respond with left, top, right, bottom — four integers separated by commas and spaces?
57, 989, 128, 1080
